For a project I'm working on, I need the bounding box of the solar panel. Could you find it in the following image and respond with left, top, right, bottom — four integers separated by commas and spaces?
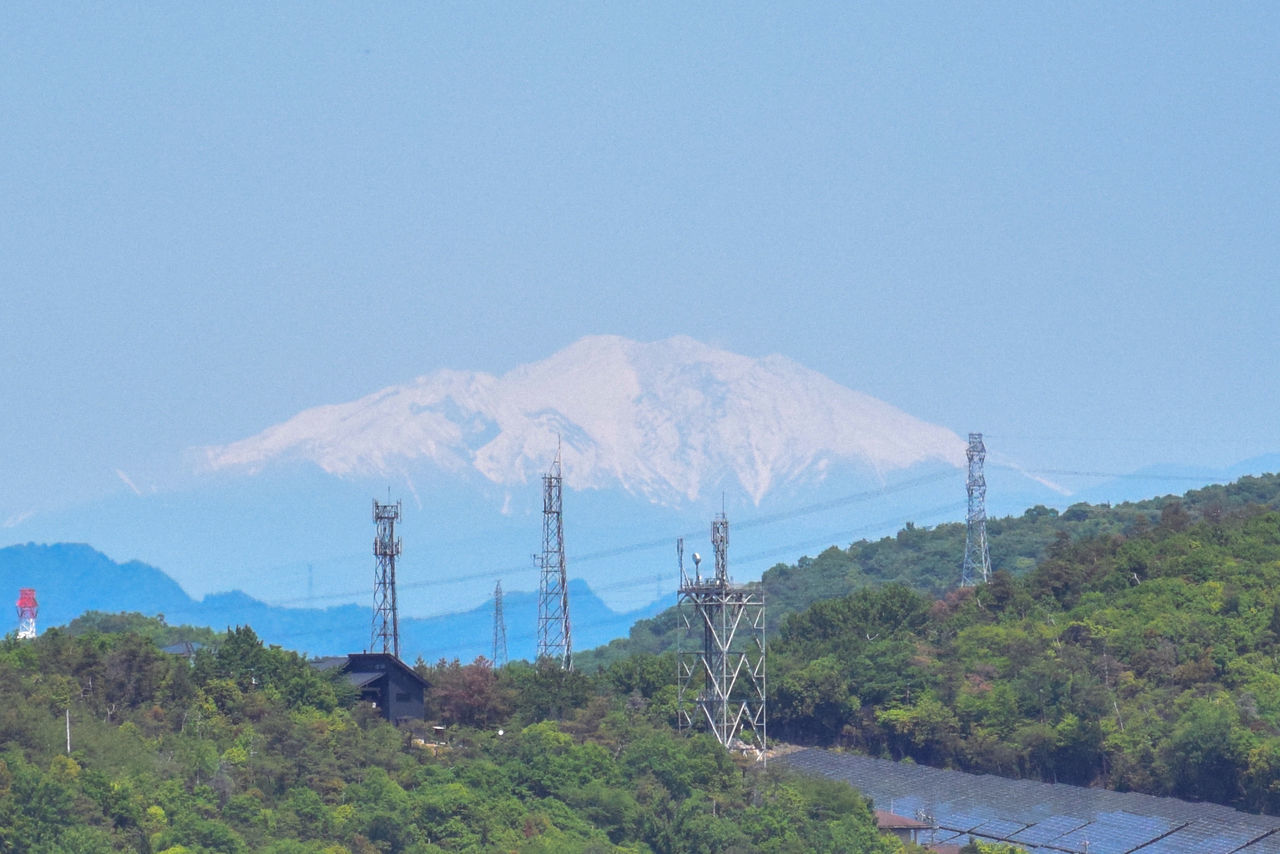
781, 749, 1280, 854
1138, 819, 1274, 854
927, 830, 967, 844
1052, 812, 1176, 854
936, 808, 1000, 833
1009, 814, 1091, 846
968, 818, 1030, 840
1237, 830, 1280, 852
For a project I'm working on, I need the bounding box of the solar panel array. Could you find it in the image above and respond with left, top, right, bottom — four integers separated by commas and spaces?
783, 748, 1280, 852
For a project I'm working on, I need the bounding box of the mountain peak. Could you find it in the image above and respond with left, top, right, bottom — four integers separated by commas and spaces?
198, 336, 965, 504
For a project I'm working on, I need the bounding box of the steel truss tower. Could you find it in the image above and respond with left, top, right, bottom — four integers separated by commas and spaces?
961, 432, 992, 587
371, 499, 403, 656
492, 580, 508, 668
676, 516, 767, 756
536, 449, 571, 669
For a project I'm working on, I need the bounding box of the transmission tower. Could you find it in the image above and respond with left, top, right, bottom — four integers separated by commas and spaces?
492, 580, 508, 668
961, 432, 992, 587
536, 447, 571, 669
676, 515, 767, 757
371, 499, 402, 656
15, 588, 37, 639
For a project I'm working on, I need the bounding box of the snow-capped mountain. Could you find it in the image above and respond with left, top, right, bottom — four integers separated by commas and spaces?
199, 335, 966, 505
8, 336, 1053, 622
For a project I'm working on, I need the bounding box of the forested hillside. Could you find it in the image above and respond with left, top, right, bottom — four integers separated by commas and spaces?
580, 474, 1280, 669
9, 474, 1280, 852
0, 620, 900, 853
768, 476, 1280, 813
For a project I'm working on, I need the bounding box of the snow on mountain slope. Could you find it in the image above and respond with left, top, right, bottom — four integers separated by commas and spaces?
198, 336, 966, 504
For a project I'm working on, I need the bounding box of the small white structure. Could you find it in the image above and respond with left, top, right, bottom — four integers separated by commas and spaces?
16, 588, 37, 639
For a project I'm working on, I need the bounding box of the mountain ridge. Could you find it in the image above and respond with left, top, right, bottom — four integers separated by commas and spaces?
198, 335, 967, 506
9, 336, 1206, 618
0, 542, 662, 662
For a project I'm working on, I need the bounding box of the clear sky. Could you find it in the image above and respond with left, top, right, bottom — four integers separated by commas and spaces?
3, 3, 1278, 525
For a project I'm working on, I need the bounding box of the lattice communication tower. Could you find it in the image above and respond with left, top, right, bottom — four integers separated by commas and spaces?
536, 448, 571, 669
961, 432, 992, 587
371, 499, 402, 656
16, 588, 37, 639
492, 580, 508, 668
676, 515, 767, 756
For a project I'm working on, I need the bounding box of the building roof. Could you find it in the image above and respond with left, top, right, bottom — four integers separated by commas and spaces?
344, 652, 430, 687
875, 809, 932, 831
343, 670, 384, 690
310, 652, 430, 688
161, 641, 204, 657
785, 748, 1280, 853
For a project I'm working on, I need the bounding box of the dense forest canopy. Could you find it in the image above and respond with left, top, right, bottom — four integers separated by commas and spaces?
580, 474, 1280, 668
0, 622, 903, 852
765, 474, 1280, 813
6, 473, 1280, 851
577, 474, 1280, 814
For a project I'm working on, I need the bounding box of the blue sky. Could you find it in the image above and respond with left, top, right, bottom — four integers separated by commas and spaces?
3, 3, 1278, 525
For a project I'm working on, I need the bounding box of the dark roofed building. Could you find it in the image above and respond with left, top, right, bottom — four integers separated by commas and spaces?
314, 652, 428, 724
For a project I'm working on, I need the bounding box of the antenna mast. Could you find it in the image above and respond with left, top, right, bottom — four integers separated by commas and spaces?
16, 588, 37, 639
492, 580, 508, 668
961, 432, 992, 586
536, 445, 571, 669
677, 513, 767, 757
372, 499, 402, 656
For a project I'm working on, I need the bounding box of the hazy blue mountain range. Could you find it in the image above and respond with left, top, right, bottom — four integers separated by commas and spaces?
6, 336, 993, 618
0, 543, 663, 662
6, 336, 1263, 622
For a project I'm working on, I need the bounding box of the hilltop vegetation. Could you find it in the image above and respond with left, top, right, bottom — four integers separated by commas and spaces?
8, 472, 1280, 852
768, 474, 1280, 813
0, 622, 899, 853
580, 474, 1280, 668
578, 474, 1280, 814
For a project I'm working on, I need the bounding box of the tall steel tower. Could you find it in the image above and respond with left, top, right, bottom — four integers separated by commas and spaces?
16, 588, 37, 639
371, 499, 402, 656
676, 515, 767, 756
492, 580, 508, 668
961, 432, 992, 587
536, 448, 571, 669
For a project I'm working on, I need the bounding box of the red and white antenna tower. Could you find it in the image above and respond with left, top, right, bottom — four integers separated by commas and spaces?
16, 588, 37, 639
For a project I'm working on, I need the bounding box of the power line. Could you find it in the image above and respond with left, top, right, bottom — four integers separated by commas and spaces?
984, 434, 1277, 446
262, 472, 962, 608
205, 500, 974, 656
735, 502, 968, 567
136, 491, 974, 632
990, 464, 1235, 482
733, 470, 955, 532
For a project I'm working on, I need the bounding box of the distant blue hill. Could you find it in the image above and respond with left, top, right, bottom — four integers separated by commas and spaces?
1070, 455, 1280, 507
0, 543, 665, 663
